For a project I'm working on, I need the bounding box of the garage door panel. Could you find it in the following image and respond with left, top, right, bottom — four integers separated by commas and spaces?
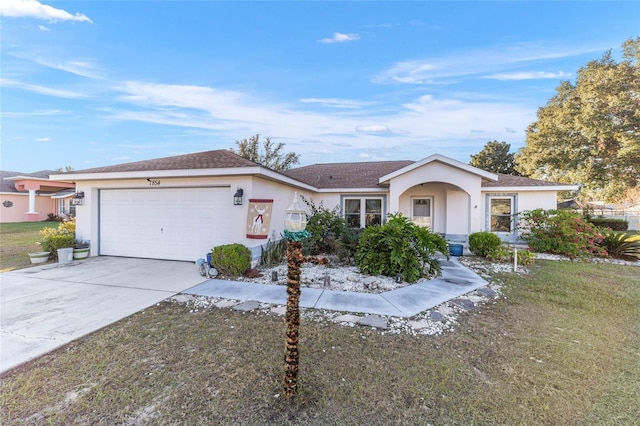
100, 188, 233, 261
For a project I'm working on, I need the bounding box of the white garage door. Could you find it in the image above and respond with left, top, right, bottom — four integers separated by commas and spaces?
99, 187, 233, 261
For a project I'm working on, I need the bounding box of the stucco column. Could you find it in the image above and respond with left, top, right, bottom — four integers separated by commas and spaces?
28, 189, 36, 213
23, 189, 40, 221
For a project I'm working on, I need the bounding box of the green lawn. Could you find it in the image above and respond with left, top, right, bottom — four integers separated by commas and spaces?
0, 222, 57, 272
1, 260, 638, 425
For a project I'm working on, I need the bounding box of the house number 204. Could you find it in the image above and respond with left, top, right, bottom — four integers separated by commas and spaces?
147, 179, 160, 186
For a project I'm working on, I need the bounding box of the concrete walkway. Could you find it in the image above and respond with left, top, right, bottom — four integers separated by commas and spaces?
184, 256, 488, 317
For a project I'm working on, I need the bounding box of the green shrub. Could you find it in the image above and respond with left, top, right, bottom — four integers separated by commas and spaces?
301, 197, 346, 255
486, 245, 536, 266
468, 232, 502, 257
335, 227, 363, 265
518, 209, 607, 259
211, 243, 251, 278
354, 213, 448, 283
260, 239, 286, 266
39, 219, 76, 260
587, 217, 629, 231
599, 232, 640, 261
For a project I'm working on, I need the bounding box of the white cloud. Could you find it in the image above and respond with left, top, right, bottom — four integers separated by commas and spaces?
356, 125, 391, 133
36, 137, 51, 142
0, 78, 88, 98
486, 71, 571, 80
300, 98, 371, 109
319, 32, 360, 44
110, 80, 534, 166
0, 0, 93, 23
38, 24, 49, 31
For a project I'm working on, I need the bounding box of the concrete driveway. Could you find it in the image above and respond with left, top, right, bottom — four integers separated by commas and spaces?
0, 257, 206, 374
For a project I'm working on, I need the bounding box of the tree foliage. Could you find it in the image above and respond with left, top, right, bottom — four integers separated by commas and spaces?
232, 134, 300, 172
515, 38, 640, 202
469, 140, 519, 174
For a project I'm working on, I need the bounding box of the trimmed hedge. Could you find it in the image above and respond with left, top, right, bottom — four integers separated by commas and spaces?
587, 217, 629, 231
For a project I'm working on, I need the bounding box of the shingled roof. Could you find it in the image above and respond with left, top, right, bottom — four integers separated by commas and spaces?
64, 149, 260, 174
283, 160, 415, 189
483, 174, 575, 188
1, 170, 58, 193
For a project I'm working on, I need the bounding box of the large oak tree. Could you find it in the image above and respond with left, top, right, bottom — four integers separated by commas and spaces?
515, 38, 640, 202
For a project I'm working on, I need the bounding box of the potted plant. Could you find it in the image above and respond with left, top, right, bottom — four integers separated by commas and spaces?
39, 219, 76, 263
73, 240, 90, 260
28, 251, 51, 264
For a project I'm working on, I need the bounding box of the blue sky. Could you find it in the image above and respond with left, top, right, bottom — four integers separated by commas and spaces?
1, 1, 638, 172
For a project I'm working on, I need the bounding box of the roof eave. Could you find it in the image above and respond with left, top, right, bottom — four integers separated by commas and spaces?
50, 166, 319, 192
482, 185, 580, 192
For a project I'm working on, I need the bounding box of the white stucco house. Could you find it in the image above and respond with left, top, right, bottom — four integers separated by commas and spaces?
49, 149, 578, 262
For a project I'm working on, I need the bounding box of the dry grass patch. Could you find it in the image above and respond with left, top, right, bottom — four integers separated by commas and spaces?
1, 261, 639, 425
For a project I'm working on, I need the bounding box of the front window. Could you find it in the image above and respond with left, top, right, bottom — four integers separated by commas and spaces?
343, 197, 383, 228
56, 199, 76, 218
490, 198, 513, 232
411, 197, 433, 229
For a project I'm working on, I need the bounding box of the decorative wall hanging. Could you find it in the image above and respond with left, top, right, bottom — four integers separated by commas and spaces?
246, 199, 273, 239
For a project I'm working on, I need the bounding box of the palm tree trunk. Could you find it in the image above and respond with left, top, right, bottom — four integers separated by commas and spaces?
283, 240, 303, 398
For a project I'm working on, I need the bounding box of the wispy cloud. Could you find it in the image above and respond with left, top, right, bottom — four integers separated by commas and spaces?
0, 0, 93, 23
373, 42, 603, 85
319, 32, 360, 44
1, 78, 88, 98
486, 71, 571, 81
300, 98, 371, 109
0, 109, 66, 117
38, 24, 49, 31
36, 137, 51, 142
32, 57, 104, 79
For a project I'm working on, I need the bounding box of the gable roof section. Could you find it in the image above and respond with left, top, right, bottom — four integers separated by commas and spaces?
378, 154, 498, 184
63, 149, 259, 174
283, 160, 414, 189
49, 150, 318, 191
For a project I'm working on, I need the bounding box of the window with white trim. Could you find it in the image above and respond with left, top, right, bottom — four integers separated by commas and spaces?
343, 197, 383, 228
411, 197, 433, 229
490, 197, 514, 233
56, 199, 76, 218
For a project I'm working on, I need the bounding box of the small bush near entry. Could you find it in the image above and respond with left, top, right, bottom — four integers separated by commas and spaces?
39, 219, 76, 260
599, 231, 640, 261
355, 213, 448, 283
518, 209, 607, 259
468, 232, 502, 257
211, 243, 251, 278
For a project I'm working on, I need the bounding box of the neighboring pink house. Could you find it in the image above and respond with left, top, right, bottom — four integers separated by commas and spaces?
0, 171, 76, 223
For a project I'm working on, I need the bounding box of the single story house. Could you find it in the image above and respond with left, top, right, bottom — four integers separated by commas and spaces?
50, 149, 578, 262
0, 171, 76, 223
